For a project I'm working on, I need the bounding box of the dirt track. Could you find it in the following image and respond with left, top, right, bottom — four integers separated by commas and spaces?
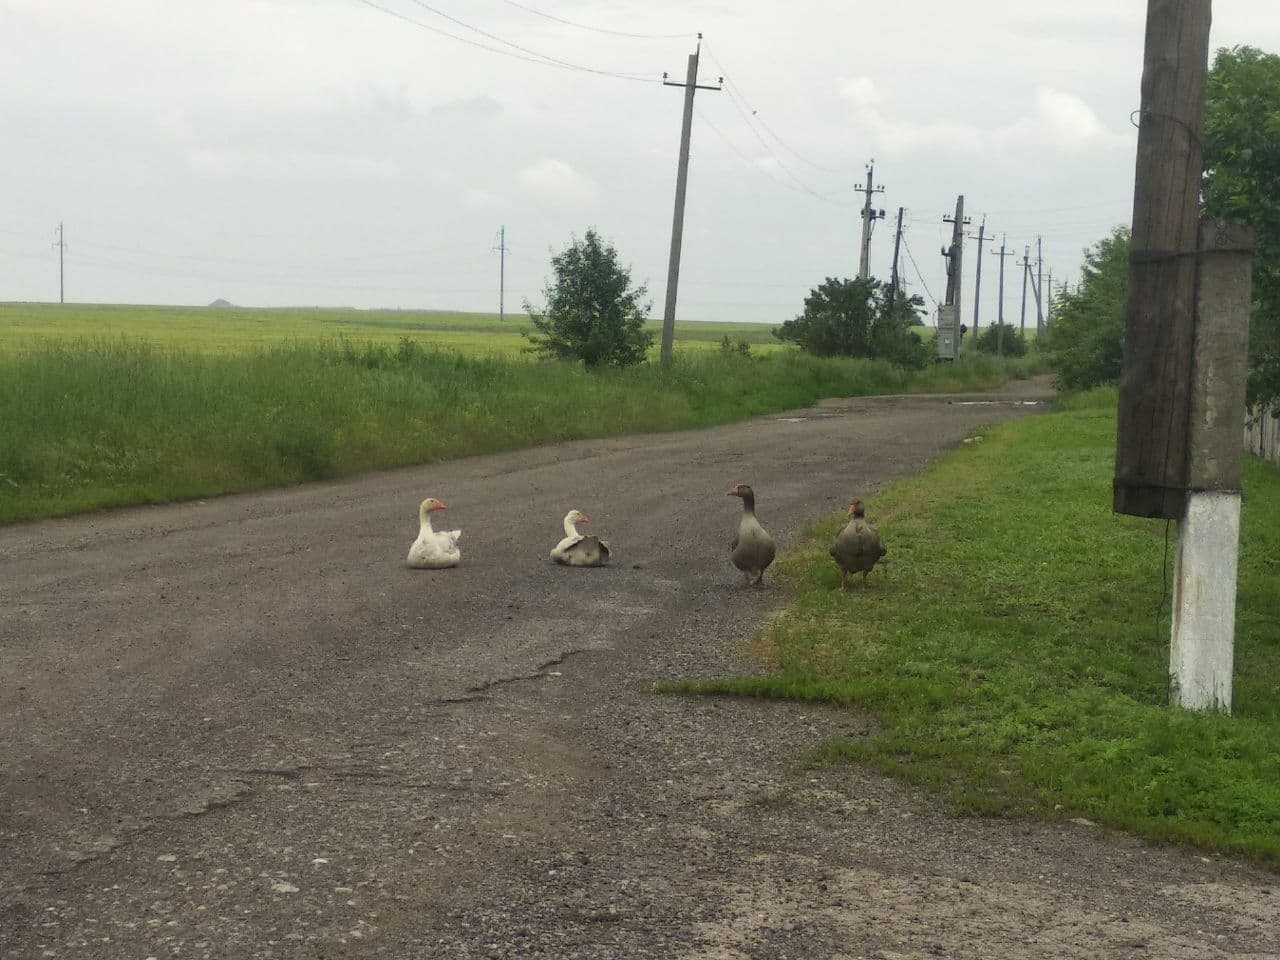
3, 378, 1277, 959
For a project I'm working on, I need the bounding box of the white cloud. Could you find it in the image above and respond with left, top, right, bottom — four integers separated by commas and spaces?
516, 158, 601, 206
838, 76, 1128, 157
1011, 88, 1130, 151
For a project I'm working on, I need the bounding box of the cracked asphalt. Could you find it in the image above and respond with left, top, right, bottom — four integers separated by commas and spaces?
3, 378, 1277, 959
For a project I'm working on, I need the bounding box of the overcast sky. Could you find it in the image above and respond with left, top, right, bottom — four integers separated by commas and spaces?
2, 0, 1278, 325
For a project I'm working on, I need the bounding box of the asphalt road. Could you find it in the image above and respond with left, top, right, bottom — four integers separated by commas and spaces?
3, 378, 1277, 959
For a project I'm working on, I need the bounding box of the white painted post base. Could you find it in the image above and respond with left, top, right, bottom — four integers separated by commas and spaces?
1170, 491, 1240, 712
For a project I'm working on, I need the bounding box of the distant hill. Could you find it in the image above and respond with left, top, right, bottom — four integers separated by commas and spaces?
208, 298, 233, 308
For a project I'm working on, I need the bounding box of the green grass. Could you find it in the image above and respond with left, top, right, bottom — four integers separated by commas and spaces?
662, 385, 1280, 867
0, 337, 1041, 524
0, 302, 790, 358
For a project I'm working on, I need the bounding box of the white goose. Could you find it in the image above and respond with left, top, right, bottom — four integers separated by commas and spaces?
406, 497, 461, 569
550, 509, 611, 567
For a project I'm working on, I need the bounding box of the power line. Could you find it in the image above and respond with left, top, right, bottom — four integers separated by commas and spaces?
494, 0, 690, 40
713, 77, 851, 206
693, 104, 829, 199
402, 0, 654, 77
702, 45, 845, 176
355, 0, 657, 82
899, 229, 937, 309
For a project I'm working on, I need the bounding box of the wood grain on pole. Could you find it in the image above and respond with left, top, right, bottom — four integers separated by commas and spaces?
1113, 0, 1212, 519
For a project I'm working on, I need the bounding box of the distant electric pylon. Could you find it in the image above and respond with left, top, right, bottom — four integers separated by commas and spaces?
493, 225, 510, 321
53, 222, 66, 303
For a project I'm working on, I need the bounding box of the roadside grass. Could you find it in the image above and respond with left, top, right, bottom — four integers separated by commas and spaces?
662, 386, 1280, 867
0, 337, 1041, 524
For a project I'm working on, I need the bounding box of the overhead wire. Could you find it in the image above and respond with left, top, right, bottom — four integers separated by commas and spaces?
702, 44, 846, 176
694, 104, 831, 201
493, 0, 690, 40
899, 228, 937, 310
354, 0, 657, 82
711, 80, 853, 206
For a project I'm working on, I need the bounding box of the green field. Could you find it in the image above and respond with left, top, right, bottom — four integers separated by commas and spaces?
664, 388, 1280, 867
0, 302, 787, 357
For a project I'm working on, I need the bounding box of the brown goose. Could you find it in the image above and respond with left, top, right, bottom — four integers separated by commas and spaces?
829, 498, 886, 589
728, 483, 776, 585
550, 509, 611, 567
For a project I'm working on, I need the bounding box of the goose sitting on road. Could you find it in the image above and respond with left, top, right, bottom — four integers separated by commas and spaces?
728, 483, 776, 586
550, 509, 611, 567
829, 498, 886, 589
406, 497, 461, 569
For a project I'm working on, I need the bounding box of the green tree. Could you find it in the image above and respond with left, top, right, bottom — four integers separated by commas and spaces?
774, 277, 930, 368
1044, 227, 1129, 391
974, 322, 1029, 357
1204, 45, 1280, 407
524, 230, 653, 368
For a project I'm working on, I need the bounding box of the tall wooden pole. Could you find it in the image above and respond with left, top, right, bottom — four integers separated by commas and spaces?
937, 196, 967, 360
56, 222, 66, 304
497, 225, 507, 322
889, 206, 904, 306
856, 162, 885, 281
993, 235, 1013, 357
1113, 0, 1213, 519
659, 36, 720, 367
970, 217, 992, 336
1018, 246, 1030, 334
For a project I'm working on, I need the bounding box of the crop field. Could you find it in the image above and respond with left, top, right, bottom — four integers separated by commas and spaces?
0, 302, 787, 357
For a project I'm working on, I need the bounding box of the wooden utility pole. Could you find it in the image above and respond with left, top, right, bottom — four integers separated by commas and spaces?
1018, 245, 1030, 334
1115, 1, 1252, 714
54, 222, 66, 304
937, 196, 969, 360
969, 217, 992, 336
1034, 235, 1044, 336
1046, 268, 1054, 326
494, 225, 509, 322
659, 34, 721, 367
1114, 0, 1212, 520
856, 161, 885, 281
888, 206, 905, 306
992, 235, 1014, 357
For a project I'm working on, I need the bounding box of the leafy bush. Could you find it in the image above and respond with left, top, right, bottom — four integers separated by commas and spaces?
974, 322, 1028, 357
523, 229, 653, 369
1044, 227, 1129, 391
774, 276, 931, 369
1205, 45, 1280, 407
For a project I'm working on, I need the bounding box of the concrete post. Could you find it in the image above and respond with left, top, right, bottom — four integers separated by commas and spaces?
660, 51, 699, 367
1170, 219, 1255, 713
